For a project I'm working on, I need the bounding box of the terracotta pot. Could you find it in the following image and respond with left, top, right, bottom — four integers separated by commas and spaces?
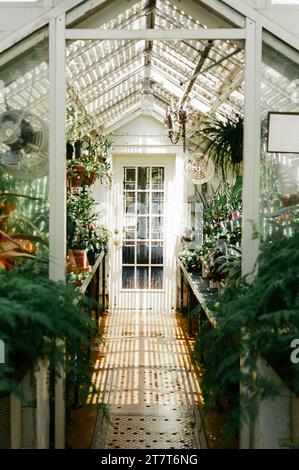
66, 249, 77, 273
72, 249, 90, 272
67, 164, 85, 187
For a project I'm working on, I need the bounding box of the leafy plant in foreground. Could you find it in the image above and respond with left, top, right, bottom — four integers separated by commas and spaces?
197, 223, 299, 441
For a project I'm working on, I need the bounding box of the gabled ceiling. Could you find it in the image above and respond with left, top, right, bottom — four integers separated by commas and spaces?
1, 0, 298, 142
65, 0, 245, 133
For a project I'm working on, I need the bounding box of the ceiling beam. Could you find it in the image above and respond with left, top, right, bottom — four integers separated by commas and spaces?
144, 0, 156, 67
209, 67, 244, 114
180, 40, 214, 106
65, 28, 247, 41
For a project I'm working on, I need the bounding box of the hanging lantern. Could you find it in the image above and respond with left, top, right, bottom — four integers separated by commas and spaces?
184, 152, 213, 184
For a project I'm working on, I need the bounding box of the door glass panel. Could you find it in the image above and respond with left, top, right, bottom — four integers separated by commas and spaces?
152, 167, 164, 190
152, 192, 164, 214
123, 242, 135, 264
137, 242, 149, 264
123, 215, 136, 239
124, 167, 136, 190
122, 167, 164, 289
125, 192, 135, 213
151, 267, 163, 289
122, 267, 135, 289
137, 216, 149, 239
152, 217, 163, 239
137, 267, 149, 289
151, 242, 163, 264
138, 167, 150, 189
137, 192, 149, 214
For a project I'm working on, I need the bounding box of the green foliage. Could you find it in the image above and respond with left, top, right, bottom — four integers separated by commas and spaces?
0, 259, 97, 397
198, 114, 243, 179
67, 188, 97, 250
180, 248, 203, 272
197, 224, 299, 441
66, 106, 113, 185
67, 187, 110, 263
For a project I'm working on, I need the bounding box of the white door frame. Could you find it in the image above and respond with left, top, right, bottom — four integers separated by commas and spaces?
109, 154, 176, 310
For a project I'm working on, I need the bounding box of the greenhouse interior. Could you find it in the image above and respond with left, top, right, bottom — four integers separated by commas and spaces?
0, 0, 299, 451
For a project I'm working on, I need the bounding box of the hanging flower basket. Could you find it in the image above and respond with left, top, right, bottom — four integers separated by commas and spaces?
67, 164, 86, 187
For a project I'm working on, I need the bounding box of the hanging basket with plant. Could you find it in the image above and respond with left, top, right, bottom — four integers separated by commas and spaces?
196, 113, 243, 179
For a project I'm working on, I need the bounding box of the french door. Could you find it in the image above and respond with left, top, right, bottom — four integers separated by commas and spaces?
109, 155, 176, 310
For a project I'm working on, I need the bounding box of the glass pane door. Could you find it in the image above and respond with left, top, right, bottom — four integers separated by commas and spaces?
122, 166, 164, 290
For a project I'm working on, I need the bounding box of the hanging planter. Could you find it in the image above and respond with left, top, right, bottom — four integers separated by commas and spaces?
195, 113, 243, 179
67, 164, 86, 187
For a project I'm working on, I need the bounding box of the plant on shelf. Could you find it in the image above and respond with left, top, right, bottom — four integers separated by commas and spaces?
67, 187, 110, 275
180, 248, 203, 273
193, 113, 243, 179
0, 257, 97, 398
196, 222, 299, 442
179, 178, 242, 287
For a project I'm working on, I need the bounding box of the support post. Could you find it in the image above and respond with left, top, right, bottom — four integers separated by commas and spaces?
49, 13, 66, 450
240, 17, 262, 449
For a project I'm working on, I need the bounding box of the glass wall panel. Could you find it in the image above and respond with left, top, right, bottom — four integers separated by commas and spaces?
0, 29, 49, 271
261, 33, 299, 239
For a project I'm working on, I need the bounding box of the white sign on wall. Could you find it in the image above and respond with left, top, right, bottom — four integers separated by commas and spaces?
267, 112, 299, 154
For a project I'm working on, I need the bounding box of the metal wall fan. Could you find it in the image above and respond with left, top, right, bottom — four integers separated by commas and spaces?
184, 152, 213, 185
0, 109, 48, 180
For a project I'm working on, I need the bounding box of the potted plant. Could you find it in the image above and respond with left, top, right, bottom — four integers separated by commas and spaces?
194, 113, 243, 179
66, 188, 110, 273
0, 258, 97, 397
67, 159, 86, 187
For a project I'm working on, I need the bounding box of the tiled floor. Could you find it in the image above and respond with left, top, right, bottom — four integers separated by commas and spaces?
91, 309, 206, 449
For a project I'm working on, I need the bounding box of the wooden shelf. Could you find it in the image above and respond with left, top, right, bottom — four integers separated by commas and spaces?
178, 259, 217, 326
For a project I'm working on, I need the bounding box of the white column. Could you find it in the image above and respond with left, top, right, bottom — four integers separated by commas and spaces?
49, 13, 66, 449
240, 17, 262, 449
242, 18, 262, 278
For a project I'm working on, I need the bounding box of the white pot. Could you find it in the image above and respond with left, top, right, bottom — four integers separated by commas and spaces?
209, 280, 219, 289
